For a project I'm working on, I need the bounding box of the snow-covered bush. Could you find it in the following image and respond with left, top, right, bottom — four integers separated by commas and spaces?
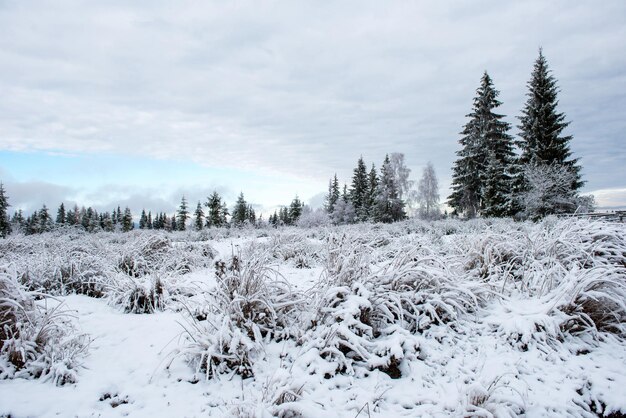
108, 274, 167, 314
179, 254, 303, 379
0, 266, 89, 385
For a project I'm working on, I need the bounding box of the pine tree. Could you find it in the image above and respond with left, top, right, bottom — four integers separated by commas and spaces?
231, 192, 248, 227
56, 203, 66, 225
11, 209, 24, 233
147, 211, 153, 229
349, 157, 369, 221
516, 49, 583, 215
0, 183, 11, 238
122, 207, 133, 232
176, 196, 189, 231
39, 205, 53, 232
325, 174, 341, 214
139, 210, 148, 229
194, 201, 204, 230
366, 164, 378, 220
373, 155, 405, 223
448, 72, 514, 217
246, 205, 256, 225
289, 196, 303, 224
205, 192, 225, 228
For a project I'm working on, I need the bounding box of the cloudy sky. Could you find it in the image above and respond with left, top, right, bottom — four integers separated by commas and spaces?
1, 0, 625, 216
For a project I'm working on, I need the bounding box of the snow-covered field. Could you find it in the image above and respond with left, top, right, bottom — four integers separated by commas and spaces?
1, 218, 625, 417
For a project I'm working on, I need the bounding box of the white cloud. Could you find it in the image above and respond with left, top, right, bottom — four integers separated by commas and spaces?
0, 0, 624, 203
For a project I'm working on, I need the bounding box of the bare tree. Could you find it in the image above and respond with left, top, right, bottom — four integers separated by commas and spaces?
520, 163, 594, 220
417, 162, 440, 220
389, 153, 414, 202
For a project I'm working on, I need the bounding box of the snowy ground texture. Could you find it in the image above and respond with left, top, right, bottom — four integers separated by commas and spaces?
1, 217, 625, 417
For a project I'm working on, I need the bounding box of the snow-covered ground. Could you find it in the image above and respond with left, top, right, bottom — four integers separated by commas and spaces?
1, 218, 625, 417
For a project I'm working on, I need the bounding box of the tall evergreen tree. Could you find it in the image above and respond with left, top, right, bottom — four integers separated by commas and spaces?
0, 183, 11, 238
373, 155, 405, 223
122, 207, 133, 232
231, 192, 248, 227
39, 205, 53, 232
194, 201, 204, 230
56, 203, 66, 225
289, 196, 303, 224
325, 174, 341, 214
176, 196, 189, 231
366, 164, 379, 219
448, 72, 514, 217
516, 49, 583, 214
350, 157, 369, 221
147, 211, 153, 229
205, 192, 221, 228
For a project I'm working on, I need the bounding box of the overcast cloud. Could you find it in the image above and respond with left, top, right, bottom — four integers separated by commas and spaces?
1, 0, 625, 212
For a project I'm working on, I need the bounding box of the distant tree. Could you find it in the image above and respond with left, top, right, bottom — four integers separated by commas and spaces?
170, 215, 177, 232
194, 201, 204, 230
389, 153, 414, 202
56, 203, 66, 225
11, 209, 24, 233
66, 205, 79, 226
289, 196, 304, 224
325, 174, 341, 214
246, 204, 256, 225
366, 164, 379, 220
205, 192, 227, 228
417, 162, 440, 220
122, 207, 133, 232
350, 157, 369, 221
231, 192, 248, 227
373, 155, 405, 223
39, 205, 53, 233
278, 207, 290, 225
0, 183, 11, 238
100, 212, 114, 232
177, 196, 189, 231
516, 49, 584, 215
139, 210, 148, 229
147, 211, 153, 229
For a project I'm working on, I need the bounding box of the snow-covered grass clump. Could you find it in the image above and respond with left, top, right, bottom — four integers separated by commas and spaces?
0, 266, 89, 386
0, 217, 625, 417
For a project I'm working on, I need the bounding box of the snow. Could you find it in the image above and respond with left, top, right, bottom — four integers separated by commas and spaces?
1, 218, 625, 417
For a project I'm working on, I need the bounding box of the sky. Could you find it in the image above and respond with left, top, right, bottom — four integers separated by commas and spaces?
1, 0, 625, 217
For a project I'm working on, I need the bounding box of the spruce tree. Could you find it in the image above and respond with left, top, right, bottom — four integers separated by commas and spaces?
139, 210, 148, 229
176, 196, 189, 231
147, 211, 153, 229
231, 192, 248, 227
366, 164, 378, 219
194, 201, 204, 230
0, 183, 11, 238
205, 192, 221, 228
39, 205, 53, 232
350, 157, 369, 221
56, 203, 66, 225
122, 207, 133, 232
448, 72, 514, 217
374, 155, 405, 223
516, 49, 583, 214
325, 174, 341, 214
289, 196, 303, 224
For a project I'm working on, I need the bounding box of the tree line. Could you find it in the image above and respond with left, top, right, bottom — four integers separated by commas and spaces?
0, 185, 307, 236
0, 50, 592, 237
